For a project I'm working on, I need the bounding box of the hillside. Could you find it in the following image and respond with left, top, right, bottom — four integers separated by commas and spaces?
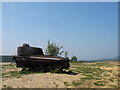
1, 61, 119, 88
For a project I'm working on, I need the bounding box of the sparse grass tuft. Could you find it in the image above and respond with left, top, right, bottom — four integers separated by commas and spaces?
2, 71, 21, 78
110, 85, 120, 88
2, 69, 44, 78
3, 85, 12, 88
73, 67, 105, 74
72, 81, 82, 86
64, 82, 69, 86
2, 61, 119, 88
94, 81, 107, 86
80, 77, 94, 80
108, 78, 114, 82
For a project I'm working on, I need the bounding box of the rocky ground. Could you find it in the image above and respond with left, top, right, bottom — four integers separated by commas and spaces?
1, 61, 120, 88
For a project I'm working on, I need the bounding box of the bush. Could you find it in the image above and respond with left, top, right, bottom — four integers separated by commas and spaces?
45, 40, 64, 56
71, 56, 77, 62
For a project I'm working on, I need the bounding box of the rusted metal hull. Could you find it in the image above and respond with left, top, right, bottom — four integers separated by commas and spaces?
13, 44, 70, 72
13, 55, 70, 72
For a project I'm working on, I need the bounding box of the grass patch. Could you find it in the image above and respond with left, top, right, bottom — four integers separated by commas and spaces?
89, 62, 107, 66
110, 85, 120, 88
81, 77, 94, 80
2, 61, 119, 88
108, 78, 114, 82
2, 64, 16, 70
64, 82, 69, 86
2, 70, 44, 78
84, 74, 93, 77
2, 71, 21, 78
94, 81, 108, 86
19, 70, 34, 75
72, 81, 82, 86
118, 73, 120, 77
2, 64, 15, 67
73, 67, 105, 74
72, 66, 105, 78
107, 70, 112, 73
10, 71, 20, 76
104, 74, 110, 77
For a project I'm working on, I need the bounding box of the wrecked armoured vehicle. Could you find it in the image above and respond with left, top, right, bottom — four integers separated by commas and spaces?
13, 44, 70, 72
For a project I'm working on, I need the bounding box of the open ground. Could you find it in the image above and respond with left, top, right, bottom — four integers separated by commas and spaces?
1, 61, 120, 88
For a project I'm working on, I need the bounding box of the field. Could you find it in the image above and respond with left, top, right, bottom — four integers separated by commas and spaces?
1, 61, 120, 88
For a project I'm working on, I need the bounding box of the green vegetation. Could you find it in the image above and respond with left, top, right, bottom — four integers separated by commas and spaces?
2, 61, 119, 88
72, 81, 82, 86
72, 66, 105, 75
71, 56, 77, 62
2, 70, 44, 78
68, 61, 119, 88
64, 51, 68, 58
81, 77, 95, 80
110, 85, 120, 88
118, 73, 120, 77
2, 67, 44, 78
94, 81, 107, 86
2, 71, 21, 78
45, 40, 69, 58
64, 82, 69, 86
108, 77, 115, 82
45, 40, 64, 56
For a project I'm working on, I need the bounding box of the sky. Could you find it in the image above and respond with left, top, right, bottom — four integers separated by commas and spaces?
2, 2, 118, 60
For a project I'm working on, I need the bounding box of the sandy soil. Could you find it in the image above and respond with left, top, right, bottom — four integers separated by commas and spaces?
1, 62, 85, 88
2, 73, 84, 88
1, 61, 119, 88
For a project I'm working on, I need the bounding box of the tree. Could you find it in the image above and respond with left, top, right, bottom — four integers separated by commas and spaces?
71, 56, 77, 62
45, 40, 64, 56
64, 51, 68, 58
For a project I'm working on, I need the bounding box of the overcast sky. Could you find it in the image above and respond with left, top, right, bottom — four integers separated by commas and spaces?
2, 2, 118, 60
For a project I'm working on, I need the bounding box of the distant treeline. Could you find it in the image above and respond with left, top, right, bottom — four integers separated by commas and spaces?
0, 56, 15, 62
78, 56, 120, 62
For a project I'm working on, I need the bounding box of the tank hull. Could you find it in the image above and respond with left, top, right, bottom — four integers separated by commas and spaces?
13, 55, 70, 72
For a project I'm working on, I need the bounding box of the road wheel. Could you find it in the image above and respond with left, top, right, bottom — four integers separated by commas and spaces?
54, 64, 63, 72
28, 68, 33, 72
46, 66, 53, 72
38, 66, 45, 72
21, 68, 27, 71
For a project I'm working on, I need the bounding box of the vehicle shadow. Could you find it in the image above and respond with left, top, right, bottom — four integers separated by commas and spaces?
62, 70, 79, 75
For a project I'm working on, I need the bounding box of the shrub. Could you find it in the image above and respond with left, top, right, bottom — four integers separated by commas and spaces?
45, 40, 64, 56
71, 56, 77, 62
